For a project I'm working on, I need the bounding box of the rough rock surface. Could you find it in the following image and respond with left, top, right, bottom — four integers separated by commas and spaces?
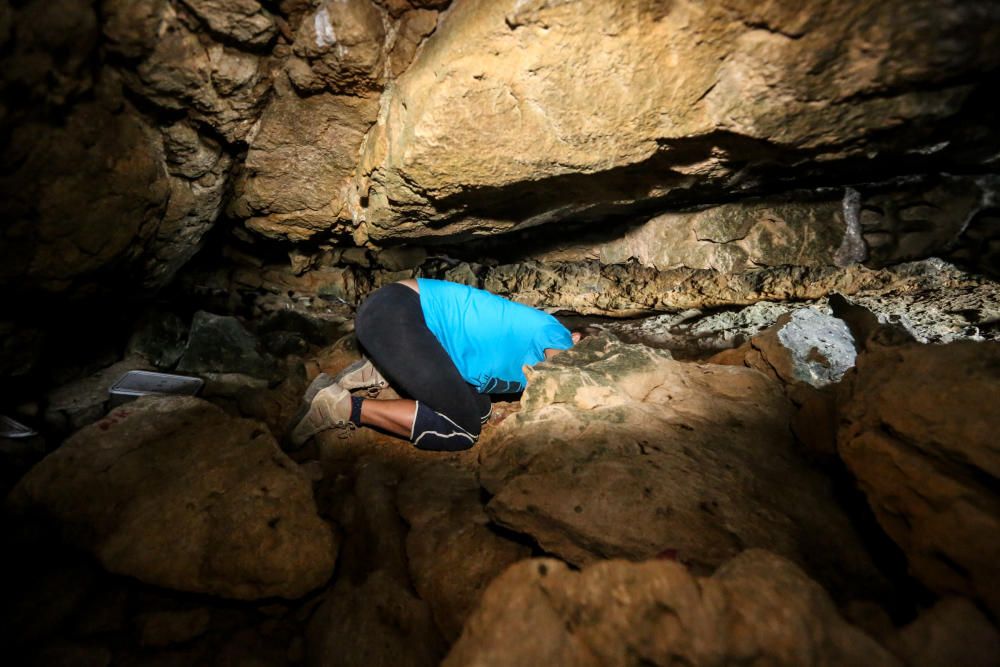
102, 0, 271, 143
229, 78, 381, 241
886, 597, 1000, 667
396, 462, 531, 641
606, 301, 811, 358
306, 461, 446, 667
0, 98, 170, 296
444, 550, 899, 667
537, 198, 848, 273
844, 258, 1000, 344
357, 0, 1000, 239
531, 177, 992, 274
43, 355, 154, 434
177, 311, 278, 379
710, 308, 857, 389
838, 341, 1000, 617
9, 396, 336, 600
476, 259, 916, 316
180, 0, 277, 47
478, 335, 883, 597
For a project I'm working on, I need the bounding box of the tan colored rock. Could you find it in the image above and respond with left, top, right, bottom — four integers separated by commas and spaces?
444, 550, 899, 667
43, 355, 154, 434
540, 199, 846, 272
376, 0, 451, 19
9, 396, 336, 600
478, 335, 884, 598
838, 341, 1000, 617
386, 9, 440, 78
862, 178, 985, 268
179, 0, 277, 46
103, 0, 271, 142
397, 462, 531, 641
145, 121, 234, 289
480, 260, 901, 316
357, 0, 1000, 239
709, 308, 857, 388
230, 78, 380, 241
287, 0, 386, 94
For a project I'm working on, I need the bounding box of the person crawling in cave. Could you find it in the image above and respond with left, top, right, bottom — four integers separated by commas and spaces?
287, 278, 582, 451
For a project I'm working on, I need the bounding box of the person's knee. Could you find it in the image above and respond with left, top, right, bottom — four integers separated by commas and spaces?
411, 402, 480, 452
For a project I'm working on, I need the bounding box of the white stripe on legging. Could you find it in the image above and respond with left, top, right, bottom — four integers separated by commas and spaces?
411, 402, 479, 447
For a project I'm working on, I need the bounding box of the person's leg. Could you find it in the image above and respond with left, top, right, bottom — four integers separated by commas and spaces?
358, 398, 416, 437
354, 283, 484, 450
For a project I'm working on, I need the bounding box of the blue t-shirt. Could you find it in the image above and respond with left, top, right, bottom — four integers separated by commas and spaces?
416, 278, 573, 393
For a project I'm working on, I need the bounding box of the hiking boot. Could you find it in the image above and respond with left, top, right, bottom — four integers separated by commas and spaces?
289, 383, 355, 448
332, 358, 388, 396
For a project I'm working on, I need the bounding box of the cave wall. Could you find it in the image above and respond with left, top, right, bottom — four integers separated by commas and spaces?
1, 0, 999, 377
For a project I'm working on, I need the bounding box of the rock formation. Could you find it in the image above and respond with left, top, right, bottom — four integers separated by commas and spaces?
1, 0, 999, 664
444, 550, 899, 667
9, 396, 336, 600
478, 334, 885, 598
838, 341, 1000, 617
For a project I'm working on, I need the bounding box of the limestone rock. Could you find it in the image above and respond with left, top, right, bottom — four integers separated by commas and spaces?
444, 550, 899, 667
0, 100, 170, 296
538, 199, 848, 273
605, 301, 803, 359
43, 356, 154, 434
358, 0, 1000, 239
478, 335, 884, 598
842, 258, 1000, 344
126, 310, 190, 369
306, 462, 445, 667
0, 0, 99, 110
711, 308, 857, 389
397, 462, 531, 641
886, 597, 1000, 667
9, 396, 336, 599
287, 0, 386, 94
862, 177, 987, 268
386, 9, 440, 78
180, 0, 277, 46
144, 121, 234, 290
135, 608, 212, 648
229, 79, 380, 241
177, 311, 278, 380
103, 0, 271, 142
838, 341, 1000, 617
477, 260, 913, 316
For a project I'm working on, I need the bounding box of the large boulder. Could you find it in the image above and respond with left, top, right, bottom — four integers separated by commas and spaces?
9, 396, 336, 600
444, 550, 899, 667
838, 341, 1000, 617
356, 0, 1000, 240
478, 335, 884, 598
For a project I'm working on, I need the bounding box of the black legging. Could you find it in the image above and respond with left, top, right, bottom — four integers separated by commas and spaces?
354, 283, 491, 439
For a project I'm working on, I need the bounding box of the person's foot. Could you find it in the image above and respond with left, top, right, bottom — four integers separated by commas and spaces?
332, 358, 388, 396
288, 384, 355, 447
